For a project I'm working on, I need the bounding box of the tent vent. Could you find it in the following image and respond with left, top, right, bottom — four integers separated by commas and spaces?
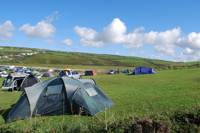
85, 87, 97, 96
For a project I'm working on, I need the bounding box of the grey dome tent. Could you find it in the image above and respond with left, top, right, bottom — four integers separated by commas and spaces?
6, 77, 113, 122
20, 74, 40, 91
42, 72, 54, 77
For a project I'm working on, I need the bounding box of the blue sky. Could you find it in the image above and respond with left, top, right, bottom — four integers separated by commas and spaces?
1, 0, 200, 61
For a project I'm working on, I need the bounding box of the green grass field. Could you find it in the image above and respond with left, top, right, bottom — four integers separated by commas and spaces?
0, 68, 200, 132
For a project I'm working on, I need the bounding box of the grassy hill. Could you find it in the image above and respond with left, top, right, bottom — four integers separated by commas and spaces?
0, 46, 199, 69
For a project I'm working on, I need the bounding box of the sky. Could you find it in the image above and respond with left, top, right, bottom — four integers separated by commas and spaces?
0, 0, 200, 61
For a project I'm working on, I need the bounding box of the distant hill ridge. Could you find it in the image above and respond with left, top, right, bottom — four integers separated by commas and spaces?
0, 46, 199, 69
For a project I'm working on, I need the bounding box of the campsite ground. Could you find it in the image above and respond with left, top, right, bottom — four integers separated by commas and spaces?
0, 68, 200, 132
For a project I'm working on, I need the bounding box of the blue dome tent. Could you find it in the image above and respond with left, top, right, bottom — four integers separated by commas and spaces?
134, 67, 156, 75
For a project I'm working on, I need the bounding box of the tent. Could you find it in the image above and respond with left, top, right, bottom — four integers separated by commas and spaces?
42, 72, 54, 77
6, 77, 113, 122
20, 74, 40, 91
134, 67, 155, 75
2, 73, 40, 91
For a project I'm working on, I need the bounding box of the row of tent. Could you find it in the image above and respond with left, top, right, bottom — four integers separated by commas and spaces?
108, 67, 156, 75
1, 69, 96, 91
1, 65, 156, 78
0, 68, 54, 79
2, 66, 156, 91
0, 65, 97, 75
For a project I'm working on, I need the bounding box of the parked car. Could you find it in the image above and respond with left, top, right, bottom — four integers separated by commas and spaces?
84, 70, 96, 76
107, 70, 117, 75
59, 69, 81, 79
0, 71, 8, 77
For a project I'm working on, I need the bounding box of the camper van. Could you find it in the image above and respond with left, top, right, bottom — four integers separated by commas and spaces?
2, 73, 39, 91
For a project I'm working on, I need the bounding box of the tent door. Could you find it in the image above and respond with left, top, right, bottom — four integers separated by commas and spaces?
44, 89, 66, 115
34, 78, 68, 116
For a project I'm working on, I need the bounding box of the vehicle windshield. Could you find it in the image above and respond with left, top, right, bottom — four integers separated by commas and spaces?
72, 71, 78, 75
65, 70, 70, 75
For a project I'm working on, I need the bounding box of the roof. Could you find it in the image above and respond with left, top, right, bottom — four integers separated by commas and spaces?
10, 73, 28, 78
63, 69, 72, 71
85, 70, 94, 71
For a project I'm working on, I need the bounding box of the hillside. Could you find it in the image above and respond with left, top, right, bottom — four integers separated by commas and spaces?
0, 46, 199, 69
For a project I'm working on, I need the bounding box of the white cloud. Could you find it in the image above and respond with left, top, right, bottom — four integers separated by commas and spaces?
179, 32, 200, 49
74, 18, 181, 55
45, 11, 59, 23
183, 47, 195, 55
74, 18, 128, 47
0, 20, 14, 39
123, 28, 145, 48
187, 32, 200, 49
177, 46, 200, 61
176, 50, 200, 62
62, 38, 73, 46
74, 26, 103, 47
175, 32, 200, 61
14, 15, 200, 61
144, 28, 181, 55
100, 18, 127, 43
20, 20, 55, 38
19, 12, 59, 39
75, 18, 200, 60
